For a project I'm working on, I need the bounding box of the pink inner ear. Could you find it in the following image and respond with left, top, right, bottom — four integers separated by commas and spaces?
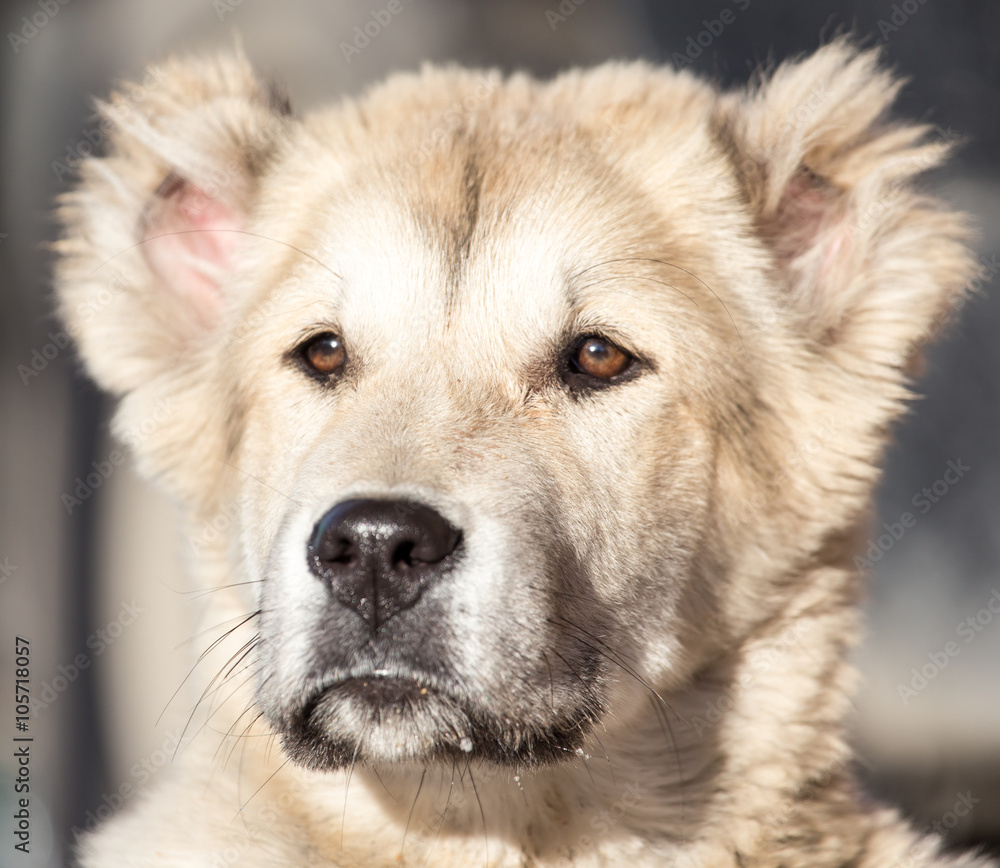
768, 171, 853, 316
141, 176, 244, 330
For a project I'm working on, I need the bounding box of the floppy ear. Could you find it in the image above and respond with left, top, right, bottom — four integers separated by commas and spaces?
715, 40, 975, 378
54, 50, 291, 396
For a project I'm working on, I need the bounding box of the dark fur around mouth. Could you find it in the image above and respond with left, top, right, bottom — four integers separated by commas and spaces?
280, 674, 602, 772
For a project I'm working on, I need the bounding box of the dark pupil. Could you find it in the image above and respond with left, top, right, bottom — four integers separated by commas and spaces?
309, 337, 341, 370
583, 340, 611, 362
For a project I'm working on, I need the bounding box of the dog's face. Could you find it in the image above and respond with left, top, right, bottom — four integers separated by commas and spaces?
56, 47, 972, 776
226, 94, 739, 769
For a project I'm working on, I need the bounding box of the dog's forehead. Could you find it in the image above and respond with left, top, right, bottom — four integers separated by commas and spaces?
254, 143, 654, 360
251, 115, 712, 371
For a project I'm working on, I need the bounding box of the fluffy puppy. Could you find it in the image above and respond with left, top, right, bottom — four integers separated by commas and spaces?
55, 39, 992, 868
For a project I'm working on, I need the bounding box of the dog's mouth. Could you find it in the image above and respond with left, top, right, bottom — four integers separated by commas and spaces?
299, 670, 444, 727
278, 666, 598, 771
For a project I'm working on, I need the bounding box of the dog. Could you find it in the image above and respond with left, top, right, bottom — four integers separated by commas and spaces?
54, 38, 994, 867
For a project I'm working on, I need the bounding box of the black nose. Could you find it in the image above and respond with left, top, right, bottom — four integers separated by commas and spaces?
308, 499, 462, 627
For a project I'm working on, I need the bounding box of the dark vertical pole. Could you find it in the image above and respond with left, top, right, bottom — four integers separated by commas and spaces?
61, 370, 109, 863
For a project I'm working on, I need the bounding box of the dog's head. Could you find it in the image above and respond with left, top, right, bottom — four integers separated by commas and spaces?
56, 43, 972, 773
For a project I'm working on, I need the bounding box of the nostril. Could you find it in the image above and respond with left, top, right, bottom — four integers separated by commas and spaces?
314, 534, 355, 567
392, 541, 415, 568
328, 549, 357, 567
408, 529, 462, 565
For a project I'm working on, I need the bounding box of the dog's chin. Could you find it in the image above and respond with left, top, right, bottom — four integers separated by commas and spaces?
279, 676, 595, 772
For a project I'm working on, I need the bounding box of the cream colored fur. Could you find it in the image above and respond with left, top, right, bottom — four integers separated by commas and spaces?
54, 40, 994, 867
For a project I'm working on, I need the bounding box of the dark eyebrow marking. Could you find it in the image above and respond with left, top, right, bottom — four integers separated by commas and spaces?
447, 150, 483, 292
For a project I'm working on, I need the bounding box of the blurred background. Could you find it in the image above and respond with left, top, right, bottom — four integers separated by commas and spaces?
0, 0, 997, 864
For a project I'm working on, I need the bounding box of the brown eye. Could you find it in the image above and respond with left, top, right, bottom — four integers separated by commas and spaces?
302, 333, 346, 376
571, 336, 633, 380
